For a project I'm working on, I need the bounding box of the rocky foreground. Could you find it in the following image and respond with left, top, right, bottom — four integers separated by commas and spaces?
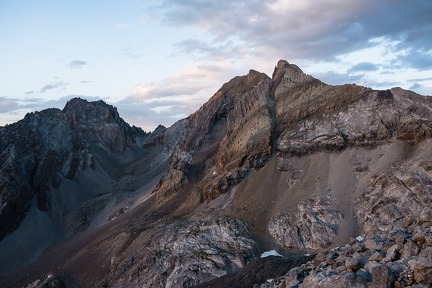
257, 209, 432, 288
1, 60, 432, 287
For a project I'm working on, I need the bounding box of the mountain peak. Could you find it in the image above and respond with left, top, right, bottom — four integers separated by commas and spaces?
276, 59, 290, 69
272, 59, 314, 85
63, 97, 120, 125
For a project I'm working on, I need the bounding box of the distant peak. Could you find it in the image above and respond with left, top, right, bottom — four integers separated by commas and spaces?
153, 125, 167, 134
63, 97, 110, 112
62, 97, 122, 127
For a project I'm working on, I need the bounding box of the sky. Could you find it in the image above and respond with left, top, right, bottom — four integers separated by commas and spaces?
1, 0, 432, 131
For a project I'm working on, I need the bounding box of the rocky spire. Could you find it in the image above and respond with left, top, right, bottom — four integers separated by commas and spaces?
272, 59, 314, 87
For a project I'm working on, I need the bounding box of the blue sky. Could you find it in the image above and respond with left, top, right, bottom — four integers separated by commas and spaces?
1, 0, 432, 131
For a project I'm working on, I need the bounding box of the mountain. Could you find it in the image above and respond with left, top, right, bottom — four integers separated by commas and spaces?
1, 60, 432, 287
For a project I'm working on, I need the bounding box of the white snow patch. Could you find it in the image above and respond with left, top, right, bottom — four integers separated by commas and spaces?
356, 236, 364, 242
260, 250, 283, 258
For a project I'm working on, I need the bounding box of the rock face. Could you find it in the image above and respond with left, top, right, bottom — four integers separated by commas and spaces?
0, 98, 148, 272
109, 216, 258, 288
255, 212, 432, 288
152, 69, 274, 202
356, 153, 432, 238
269, 197, 343, 250
276, 88, 432, 157
2, 60, 432, 288
63, 98, 145, 154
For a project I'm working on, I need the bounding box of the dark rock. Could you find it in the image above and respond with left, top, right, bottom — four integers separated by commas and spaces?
408, 258, 432, 283
370, 264, 394, 288
269, 197, 343, 250
382, 244, 401, 263
401, 240, 420, 258
369, 252, 384, 262
345, 257, 362, 271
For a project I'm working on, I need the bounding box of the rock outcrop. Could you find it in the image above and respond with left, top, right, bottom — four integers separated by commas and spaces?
256, 208, 432, 288
108, 216, 258, 287
63, 98, 146, 154
276, 88, 432, 157
269, 197, 343, 250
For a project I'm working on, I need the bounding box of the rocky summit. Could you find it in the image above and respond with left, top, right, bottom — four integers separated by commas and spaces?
1, 60, 432, 287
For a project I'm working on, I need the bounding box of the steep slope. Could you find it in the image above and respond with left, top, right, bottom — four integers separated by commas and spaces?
153, 69, 275, 207
0, 98, 172, 273
1, 60, 432, 287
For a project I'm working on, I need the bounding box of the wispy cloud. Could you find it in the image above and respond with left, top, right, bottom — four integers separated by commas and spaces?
0, 95, 103, 115
69, 59, 87, 69
407, 77, 432, 83
115, 63, 233, 130
0, 97, 21, 113
124, 63, 228, 103
348, 62, 379, 73
120, 47, 141, 59
314, 71, 364, 86
40, 81, 69, 93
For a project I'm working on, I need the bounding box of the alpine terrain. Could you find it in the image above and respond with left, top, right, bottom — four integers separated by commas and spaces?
1, 60, 432, 287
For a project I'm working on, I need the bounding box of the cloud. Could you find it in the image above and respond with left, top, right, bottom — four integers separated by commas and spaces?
410, 83, 422, 90
396, 50, 432, 70
408, 83, 432, 96
314, 71, 364, 86
124, 63, 228, 103
69, 59, 87, 68
365, 80, 401, 90
116, 97, 201, 131
407, 77, 432, 82
120, 47, 141, 59
174, 39, 250, 61
150, 105, 176, 113
348, 62, 379, 73
155, 0, 432, 64
40, 81, 69, 93
0, 97, 21, 113
129, 81, 210, 101
115, 63, 235, 130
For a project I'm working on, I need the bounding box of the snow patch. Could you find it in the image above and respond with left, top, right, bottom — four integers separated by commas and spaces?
356, 236, 364, 242
260, 250, 283, 258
